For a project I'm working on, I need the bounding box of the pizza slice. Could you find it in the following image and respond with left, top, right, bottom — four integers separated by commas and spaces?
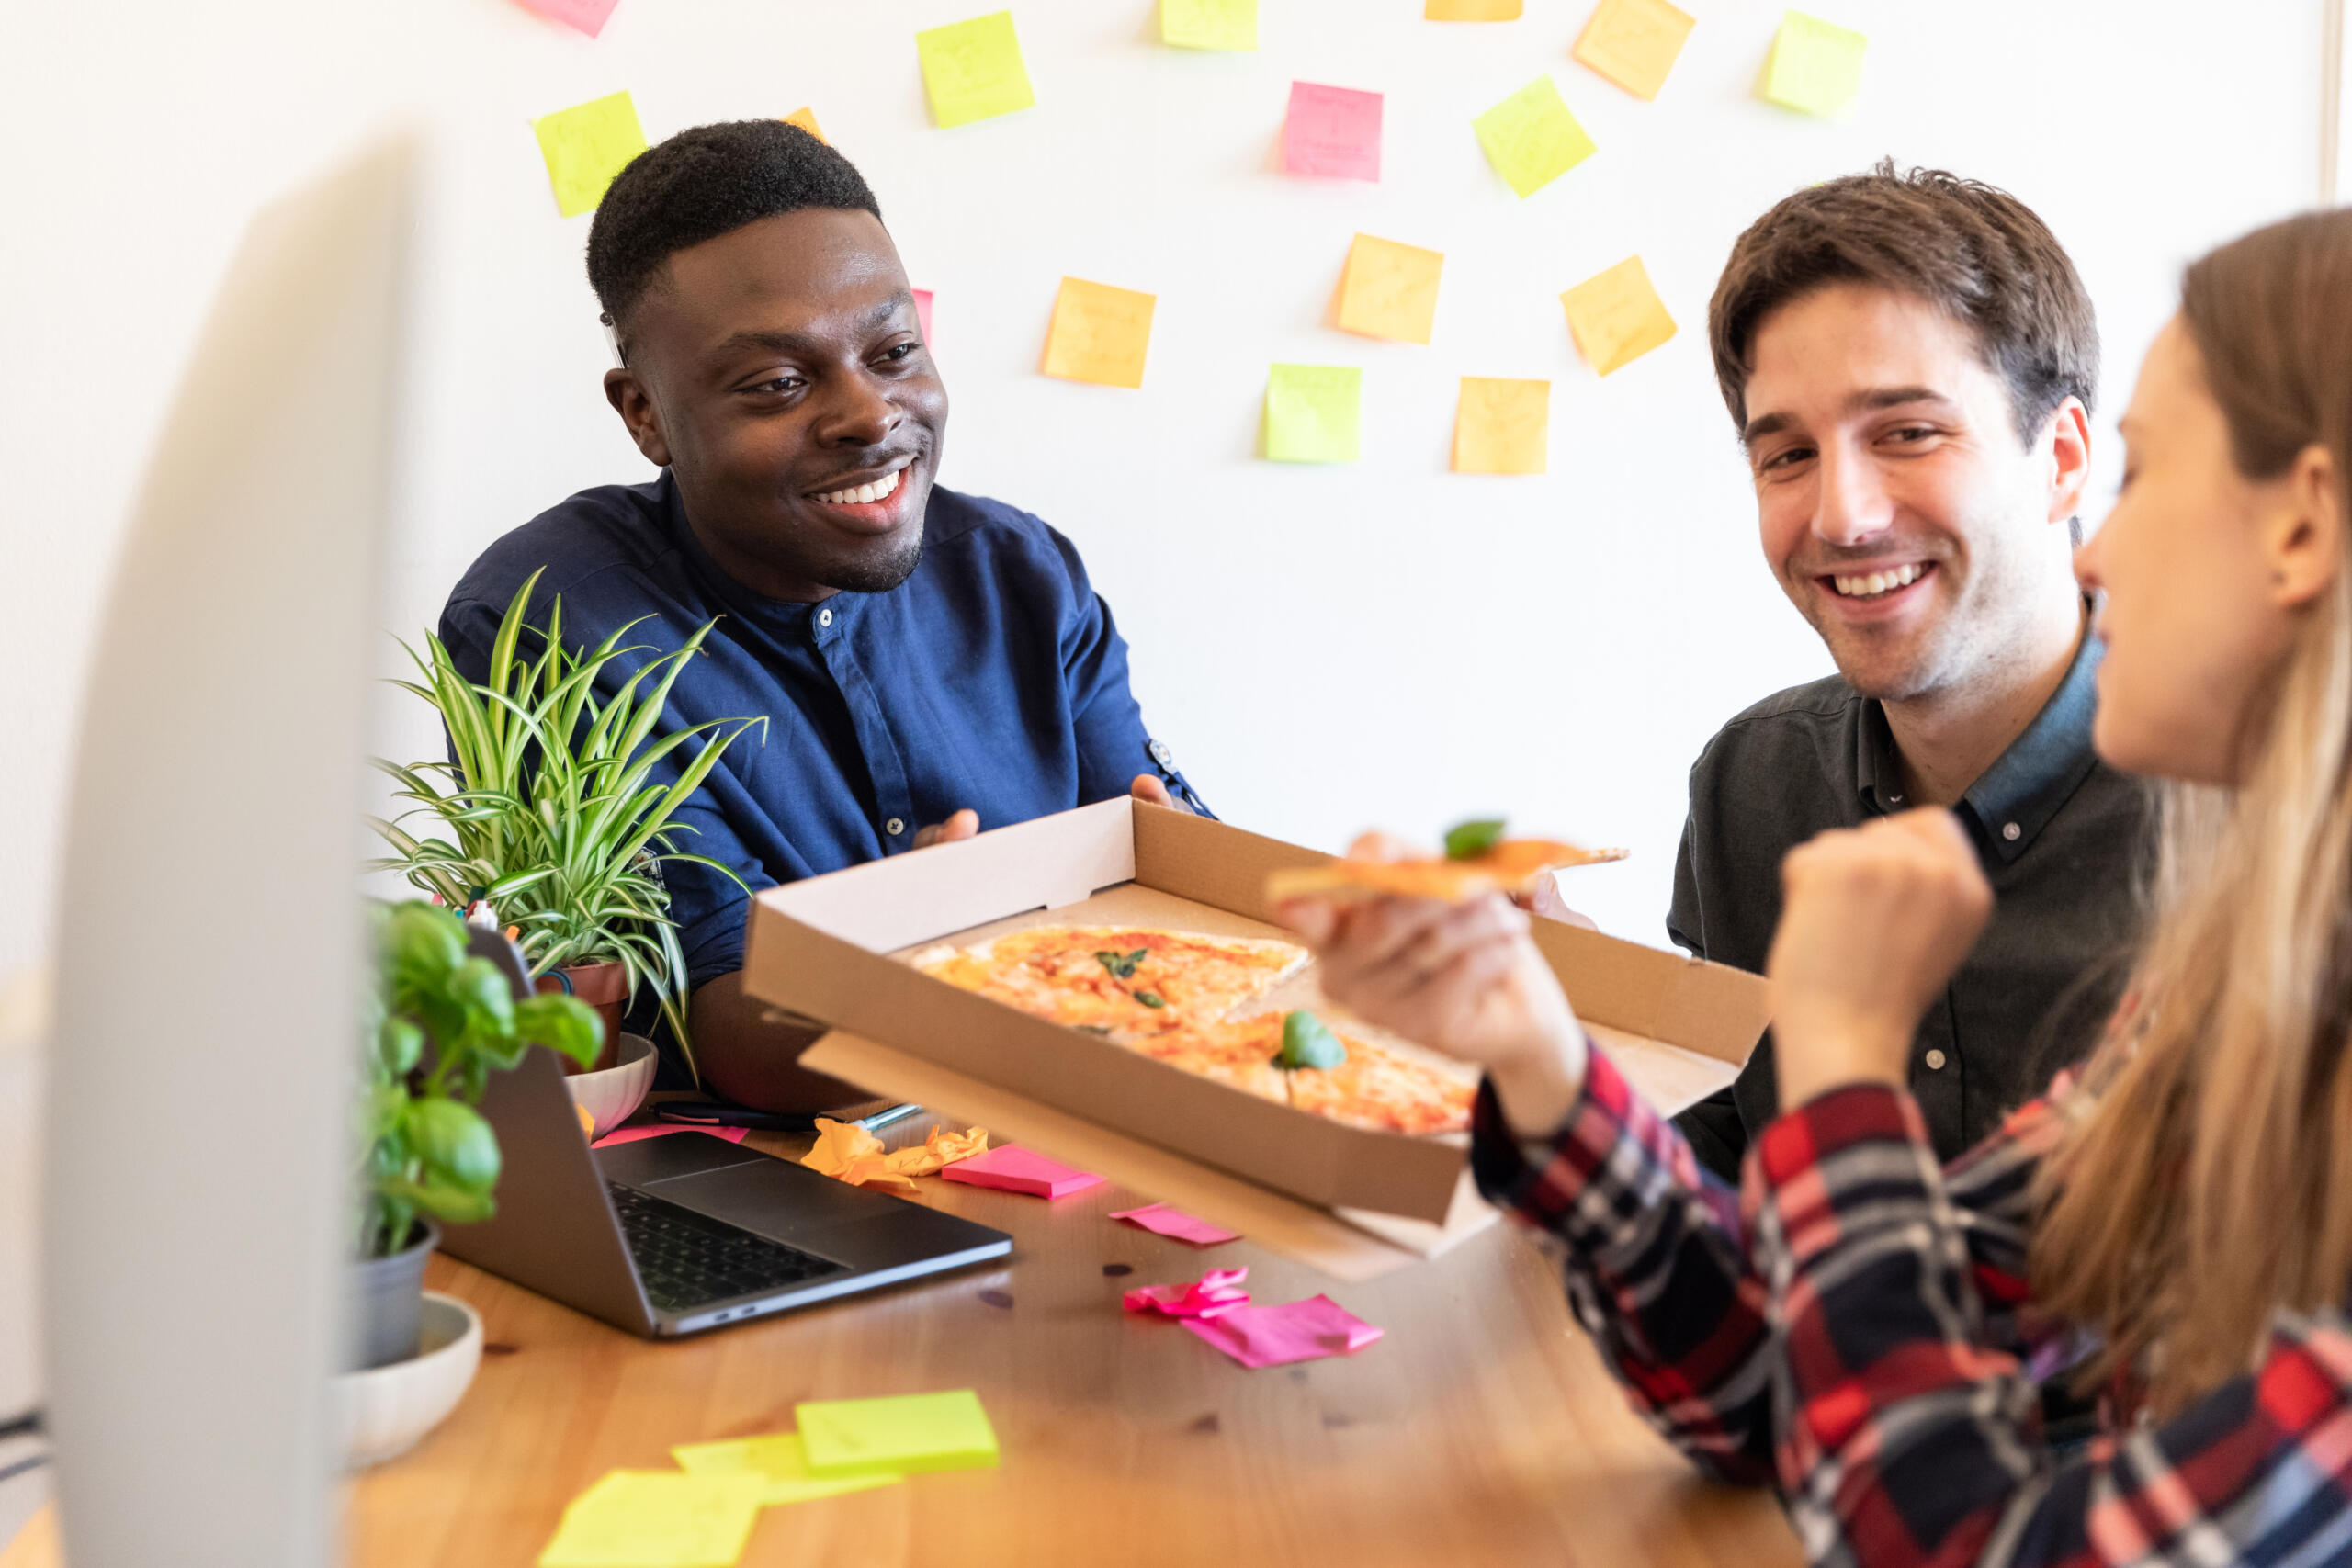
910, 925, 1310, 1040
1264, 817, 1625, 906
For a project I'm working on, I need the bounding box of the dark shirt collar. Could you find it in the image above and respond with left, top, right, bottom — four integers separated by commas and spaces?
1853, 609, 2108, 865
657, 470, 858, 644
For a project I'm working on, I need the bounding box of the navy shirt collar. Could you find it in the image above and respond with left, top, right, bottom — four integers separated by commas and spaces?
657, 469, 864, 646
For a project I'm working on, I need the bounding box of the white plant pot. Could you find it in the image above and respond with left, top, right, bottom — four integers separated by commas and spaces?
334, 1290, 481, 1469
564, 1032, 658, 1139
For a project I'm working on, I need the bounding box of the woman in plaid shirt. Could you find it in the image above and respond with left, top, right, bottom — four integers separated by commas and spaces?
1277, 209, 2352, 1568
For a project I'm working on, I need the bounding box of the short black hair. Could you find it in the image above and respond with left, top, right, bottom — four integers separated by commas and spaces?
586, 119, 883, 329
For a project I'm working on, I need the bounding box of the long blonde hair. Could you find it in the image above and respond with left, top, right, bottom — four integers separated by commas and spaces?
2032, 209, 2352, 1413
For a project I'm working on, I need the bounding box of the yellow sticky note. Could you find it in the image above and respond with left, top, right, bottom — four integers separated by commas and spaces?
797, 1390, 1000, 1477
917, 11, 1036, 130
1561, 255, 1678, 376
1336, 233, 1444, 344
1161, 0, 1256, 50
1472, 77, 1596, 199
673, 1434, 904, 1507
1761, 10, 1868, 118
1043, 277, 1157, 389
1573, 0, 1695, 100
1453, 378, 1549, 475
1426, 0, 1521, 17
1263, 365, 1362, 464
537, 1471, 765, 1568
533, 91, 649, 220
782, 106, 825, 142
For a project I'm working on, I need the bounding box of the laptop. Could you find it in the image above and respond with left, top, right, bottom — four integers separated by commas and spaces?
440, 932, 1012, 1337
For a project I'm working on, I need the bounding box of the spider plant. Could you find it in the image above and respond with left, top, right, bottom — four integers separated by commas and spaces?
368, 569, 764, 1082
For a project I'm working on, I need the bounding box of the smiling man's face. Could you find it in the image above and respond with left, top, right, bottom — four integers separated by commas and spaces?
604, 207, 946, 602
1741, 283, 2080, 702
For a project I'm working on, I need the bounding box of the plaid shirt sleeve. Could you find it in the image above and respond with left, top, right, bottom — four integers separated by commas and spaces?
1751, 1082, 2352, 1568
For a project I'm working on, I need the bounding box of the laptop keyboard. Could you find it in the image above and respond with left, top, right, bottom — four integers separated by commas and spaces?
605, 1182, 847, 1314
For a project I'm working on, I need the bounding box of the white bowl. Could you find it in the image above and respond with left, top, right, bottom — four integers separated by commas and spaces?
566, 1032, 658, 1139
335, 1291, 482, 1469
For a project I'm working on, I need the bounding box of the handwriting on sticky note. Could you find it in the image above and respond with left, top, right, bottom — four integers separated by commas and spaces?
1181, 1295, 1385, 1369
1561, 255, 1677, 376
1261, 365, 1362, 464
672, 1433, 904, 1507
1161, 0, 1256, 50
1336, 234, 1444, 344
1453, 378, 1550, 475
533, 91, 649, 220
1284, 82, 1382, 181
1425, 0, 1521, 17
1761, 9, 1868, 118
782, 106, 825, 142
917, 11, 1036, 130
1472, 76, 1595, 199
536, 1471, 765, 1568
1041, 278, 1156, 389
1573, 0, 1694, 100
514, 0, 620, 38
797, 1390, 1000, 1477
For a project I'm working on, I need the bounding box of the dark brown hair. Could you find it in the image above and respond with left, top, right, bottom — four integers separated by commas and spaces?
1708, 161, 2100, 446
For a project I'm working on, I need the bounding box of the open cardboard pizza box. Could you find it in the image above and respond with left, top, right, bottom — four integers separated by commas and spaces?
743, 799, 1770, 1280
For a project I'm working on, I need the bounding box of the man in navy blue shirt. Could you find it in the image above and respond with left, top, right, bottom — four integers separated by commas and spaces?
441, 120, 1199, 1111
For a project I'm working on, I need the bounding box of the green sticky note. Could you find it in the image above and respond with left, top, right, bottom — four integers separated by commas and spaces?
1161, 0, 1256, 49
1760, 10, 1868, 118
1471, 76, 1596, 198
917, 12, 1036, 130
673, 1434, 904, 1507
1263, 365, 1362, 464
537, 1471, 765, 1568
533, 91, 650, 219
797, 1390, 1000, 1477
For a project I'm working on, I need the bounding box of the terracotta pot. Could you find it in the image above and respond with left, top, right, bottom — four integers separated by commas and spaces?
537, 960, 630, 1071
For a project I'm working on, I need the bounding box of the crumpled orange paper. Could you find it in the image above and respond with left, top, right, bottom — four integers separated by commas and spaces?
801, 1120, 989, 1190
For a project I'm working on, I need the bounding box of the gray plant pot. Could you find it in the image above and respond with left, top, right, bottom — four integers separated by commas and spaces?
347, 1220, 440, 1371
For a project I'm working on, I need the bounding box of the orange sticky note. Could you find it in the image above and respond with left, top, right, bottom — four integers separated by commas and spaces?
1336, 234, 1444, 344
917, 11, 1037, 130
1561, 256, 1678, 375
1453, 378, 1549, 475
1043, 277, 1157, 389
783, 106, 826, 142
1573, 0, 1695, 100
1472, 76, 1596, 199
533, 90, 649, 219
1425, 0, 1521, 17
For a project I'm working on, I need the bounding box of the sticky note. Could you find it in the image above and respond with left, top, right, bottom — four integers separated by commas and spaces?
533, 91, 650, 220
1261, 366, 1362, 464
913, 288, 935, 346
1041, 278, 1157, 389
1573, 0, 1695, 100
1122, 1267, 1250, 1318
1761, 10, 1868, 118
514, 0, 620, 38
917, 11, 1036, 130
797, 1390, 1000, 1477
590, 1124, 749, 1150
1561, 255, 1678, 375
1181, 1295, 1385, 1369
782, 106, 825, 142
673, 1434, 903, 1507
1336, 234, 1444, 344
1472, 76, 1596, 199
1453, 378, 1550, 475
1284, 82, 1382, 181
1425, 0, 1521, 17
1161, 0, 1256, 50
537, 1471, 765, 1568
1114, 1201, 1242, 1246
940, 1142, 1106, 1197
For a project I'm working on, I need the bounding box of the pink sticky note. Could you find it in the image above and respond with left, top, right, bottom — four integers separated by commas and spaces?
1181, 1295, 1384, 1369
591, 1123, 750, 1150
1111, 1202, 1241, 1247
913, 288, 935, 348
1284, 82, 1383, 182
513, 0, 621, 38
939, 1145, 1106, 1200
1122, 1267, 1250, 1319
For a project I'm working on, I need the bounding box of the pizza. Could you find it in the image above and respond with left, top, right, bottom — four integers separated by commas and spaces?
1153, 1015, 1476, 1134
1264, 837, 1626, 905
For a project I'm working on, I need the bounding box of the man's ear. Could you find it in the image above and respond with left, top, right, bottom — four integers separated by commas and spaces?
604, 367, 673, 468
2043, 396, 2093, 525
2267, 442, 2342, 610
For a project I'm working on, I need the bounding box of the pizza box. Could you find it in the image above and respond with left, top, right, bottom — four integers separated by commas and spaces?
742, 799, 1769, 1272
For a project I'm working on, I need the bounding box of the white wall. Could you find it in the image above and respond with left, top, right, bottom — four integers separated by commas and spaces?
0, 0, 2331, 977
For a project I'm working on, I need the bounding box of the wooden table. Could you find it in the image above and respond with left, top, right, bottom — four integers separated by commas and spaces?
4, 1118, 1797, 1568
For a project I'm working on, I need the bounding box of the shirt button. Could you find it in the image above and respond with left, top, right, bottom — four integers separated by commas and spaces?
819, 608, 833, 628
1148, 739, 1174, 768
1925, 1048, 1949, 1070
884, 818, 905, 837
2002, 821, 2021, 841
